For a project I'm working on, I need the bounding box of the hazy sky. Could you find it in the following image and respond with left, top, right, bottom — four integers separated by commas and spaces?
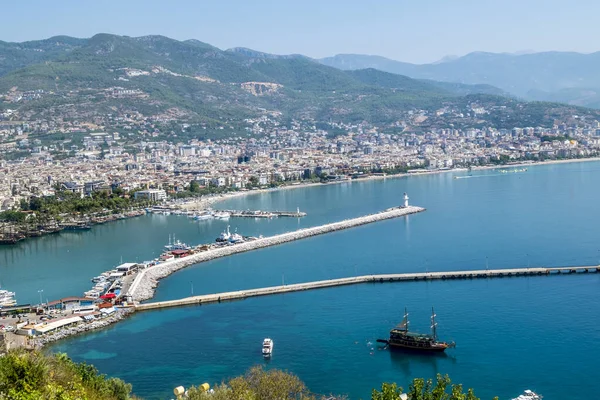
3, 0, 599, 64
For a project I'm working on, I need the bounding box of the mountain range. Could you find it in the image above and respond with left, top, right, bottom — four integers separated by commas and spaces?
0, 34, 598, 135
319, 52, 600, 108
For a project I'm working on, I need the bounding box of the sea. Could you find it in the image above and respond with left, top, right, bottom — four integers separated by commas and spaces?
2, 161, 600, 399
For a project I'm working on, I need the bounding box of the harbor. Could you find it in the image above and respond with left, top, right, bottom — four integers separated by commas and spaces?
135, 265, 600, 311
22, 160, 600, 400
127, 202, 425, 302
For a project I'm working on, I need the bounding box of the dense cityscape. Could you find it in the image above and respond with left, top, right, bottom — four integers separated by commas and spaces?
2, 104, 600, 211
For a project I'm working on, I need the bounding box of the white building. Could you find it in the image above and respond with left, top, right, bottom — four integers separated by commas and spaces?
134, 189, 167, 202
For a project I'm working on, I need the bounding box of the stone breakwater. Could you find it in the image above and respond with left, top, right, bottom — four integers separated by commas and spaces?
32, 308, 134, 348
128, 206, 425, 302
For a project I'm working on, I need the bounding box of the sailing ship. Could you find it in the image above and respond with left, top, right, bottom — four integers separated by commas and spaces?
378, 307, 455, 352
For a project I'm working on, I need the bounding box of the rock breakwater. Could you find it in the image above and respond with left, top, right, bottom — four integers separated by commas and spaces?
128, 206, 425, 302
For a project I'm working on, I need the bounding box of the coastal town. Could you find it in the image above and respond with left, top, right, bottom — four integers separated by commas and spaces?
2, 102, 600, 213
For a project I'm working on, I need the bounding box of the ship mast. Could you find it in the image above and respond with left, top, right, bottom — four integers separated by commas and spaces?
402, 307, 409, 332
431, 307, 437, 341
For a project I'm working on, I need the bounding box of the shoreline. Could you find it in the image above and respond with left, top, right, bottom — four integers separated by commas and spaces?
0, 209, 146, 245
178, 156, 600, 211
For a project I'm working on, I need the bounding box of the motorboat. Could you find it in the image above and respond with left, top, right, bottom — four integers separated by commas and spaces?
0, 289, 17, 307
262, 338, 273, 357
229, 228, 244, 243
194, 211, 213, 221
213, 212, 231, 220
216, 226, 232, 242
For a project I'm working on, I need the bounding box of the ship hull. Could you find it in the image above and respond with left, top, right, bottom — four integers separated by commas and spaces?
388, 342, 447, 352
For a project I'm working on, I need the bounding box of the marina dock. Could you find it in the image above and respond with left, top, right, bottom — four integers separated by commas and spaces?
136, 266, 600, 311
127, 205, 425, 301
213, 209, 307, 218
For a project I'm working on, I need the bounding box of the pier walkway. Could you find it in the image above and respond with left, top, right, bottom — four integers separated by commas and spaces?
127, 205, 425, 302
135, 266, 600, 311
214, 209, 307, 218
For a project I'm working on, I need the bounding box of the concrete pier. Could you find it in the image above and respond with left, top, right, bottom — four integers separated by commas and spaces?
136, 266, 600, 311
214, 209, 307, 218
127, 205, 425, 302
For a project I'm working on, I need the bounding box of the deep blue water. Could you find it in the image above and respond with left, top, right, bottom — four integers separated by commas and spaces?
8, 160, 600, 399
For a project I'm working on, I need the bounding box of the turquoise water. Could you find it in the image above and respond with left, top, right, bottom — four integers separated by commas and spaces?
11, 160, 600, 398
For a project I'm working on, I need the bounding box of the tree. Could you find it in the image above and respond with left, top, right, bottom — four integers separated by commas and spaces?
372, 374, 498, 400
372, 382, 403, 400
0, 349, 133, 400
189, 180, 200, 193
248, 176, 260, 187
187, 366, 316, 400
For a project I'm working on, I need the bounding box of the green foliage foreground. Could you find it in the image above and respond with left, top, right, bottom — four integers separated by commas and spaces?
0, 350, 497, 400
0, 350, 133, 400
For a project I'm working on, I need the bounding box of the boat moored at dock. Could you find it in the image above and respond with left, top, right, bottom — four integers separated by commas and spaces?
0, 289, 17, 307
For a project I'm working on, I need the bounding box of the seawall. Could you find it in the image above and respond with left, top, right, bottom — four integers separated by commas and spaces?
127, 205, 425, 302
136, 266, 600, 311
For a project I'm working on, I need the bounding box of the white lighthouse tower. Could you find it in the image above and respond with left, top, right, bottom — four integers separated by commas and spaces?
403, 192, 409, 208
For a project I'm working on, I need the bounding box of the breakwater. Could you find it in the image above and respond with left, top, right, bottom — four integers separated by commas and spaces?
127, 205, 425, 302
215, 209, 307, 218
136, 265, 600, 311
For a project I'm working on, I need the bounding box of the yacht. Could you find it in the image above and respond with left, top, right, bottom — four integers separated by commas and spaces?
194, 211, 213, 221
262, 338, 273, 357
511, 390, 542, 400
91, 275, 107, 283
0, 290, 17, 307
229, 228, 244, 244
213, 211, 231, 220
216, 226, 232, 242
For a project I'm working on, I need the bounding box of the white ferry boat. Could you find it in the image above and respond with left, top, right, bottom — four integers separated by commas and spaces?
511, 390, 542, 400
262, 338, 273, 357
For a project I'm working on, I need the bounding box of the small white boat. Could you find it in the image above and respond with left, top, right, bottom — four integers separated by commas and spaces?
511, 390, 542, 400
213, 212, 231, 220
262, 338, 273, 357
194, 211, 213, 221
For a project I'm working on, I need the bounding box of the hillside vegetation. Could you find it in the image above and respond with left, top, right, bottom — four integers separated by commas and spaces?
1, 34, 599, 130
0, 349, 496, 400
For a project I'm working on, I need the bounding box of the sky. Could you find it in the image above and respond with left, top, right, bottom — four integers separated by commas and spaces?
2, 0, 599, 64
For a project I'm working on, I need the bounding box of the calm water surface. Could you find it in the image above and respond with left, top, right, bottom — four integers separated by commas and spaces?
7, 160, 600, 399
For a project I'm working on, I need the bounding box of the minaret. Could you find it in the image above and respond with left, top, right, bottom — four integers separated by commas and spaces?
403, 193, 409, 208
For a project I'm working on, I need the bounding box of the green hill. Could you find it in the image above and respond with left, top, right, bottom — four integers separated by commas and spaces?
1, 34, 598, 131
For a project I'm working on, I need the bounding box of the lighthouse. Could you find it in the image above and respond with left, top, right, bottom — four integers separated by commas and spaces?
403, 193, 409, 208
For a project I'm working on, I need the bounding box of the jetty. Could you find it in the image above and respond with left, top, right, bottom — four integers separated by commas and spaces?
136, 266, 600, 311
127, 205, 425, 302
214, 209, 307, 218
